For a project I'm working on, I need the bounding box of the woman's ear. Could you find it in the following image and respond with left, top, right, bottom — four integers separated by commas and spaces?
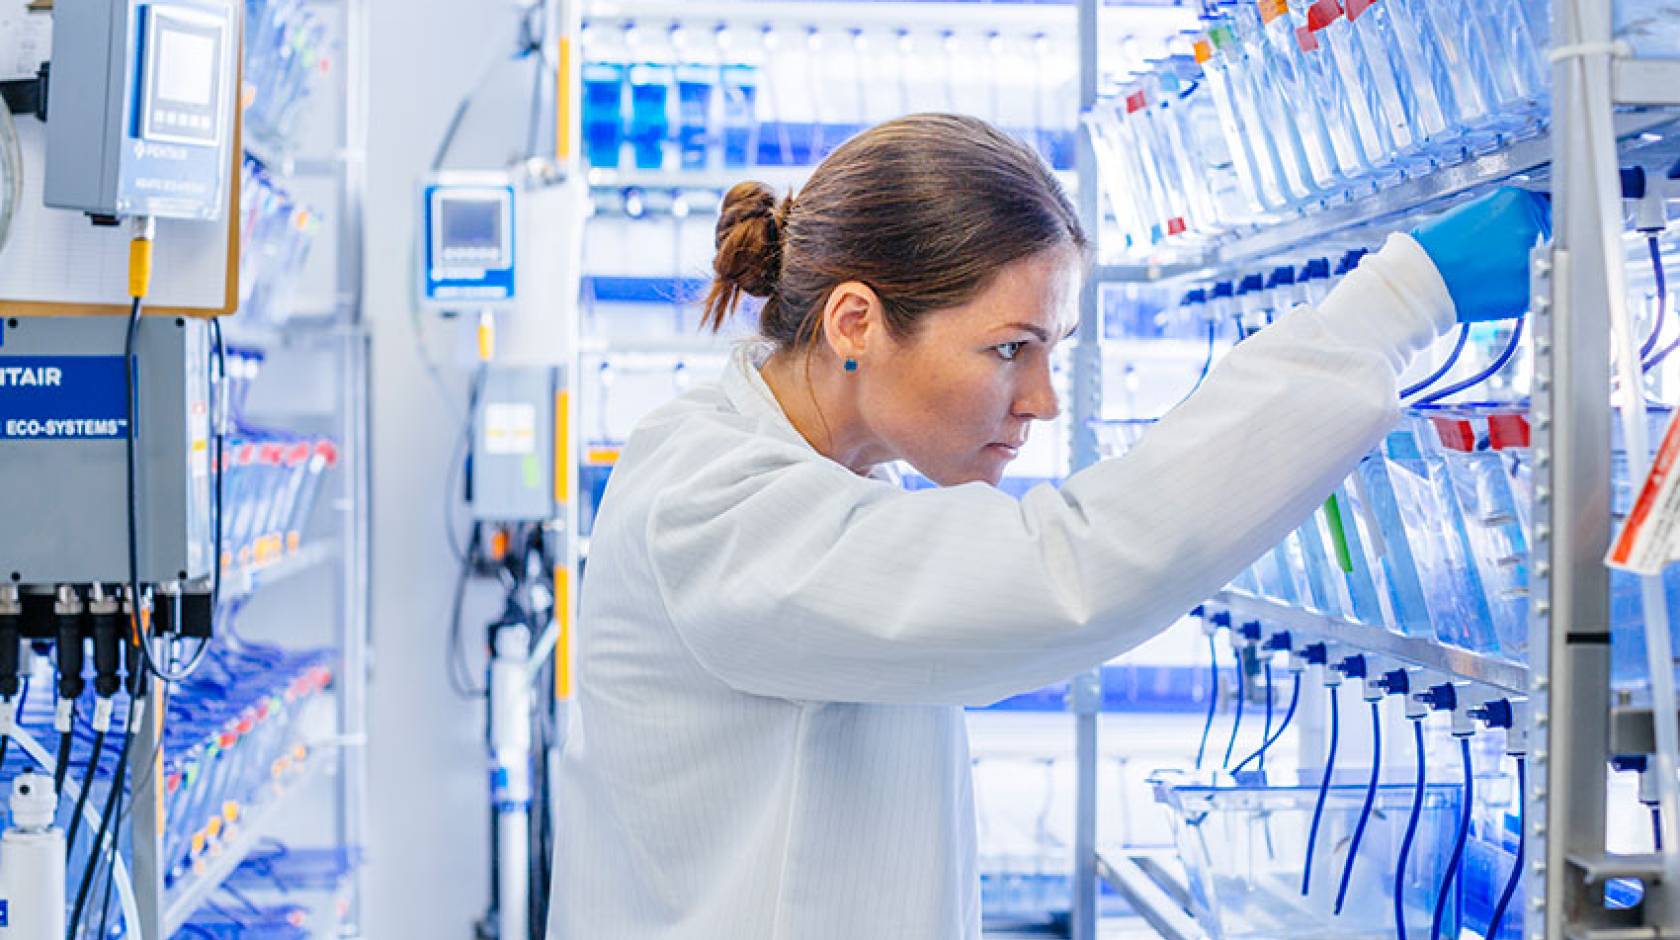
821, 281, 885, 365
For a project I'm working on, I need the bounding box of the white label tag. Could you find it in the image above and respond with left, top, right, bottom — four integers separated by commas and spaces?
1609, 406, 1680, 574
483, 403, 537, 456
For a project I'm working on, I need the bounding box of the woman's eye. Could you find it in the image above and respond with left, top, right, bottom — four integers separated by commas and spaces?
995, 342, 1026, 362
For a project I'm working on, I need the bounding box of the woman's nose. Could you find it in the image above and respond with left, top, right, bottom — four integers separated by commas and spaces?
1014, 361, 1061, 421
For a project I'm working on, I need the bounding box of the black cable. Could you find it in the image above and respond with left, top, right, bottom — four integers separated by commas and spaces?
67, 703, 136, 940
444, 366, 487, 566
63, 727, 104, 859
123, 299, 210, 683
52, 721, 73, 795
0, 680, 28, 774
449, 524, 488, 699
209, 317, 226, 614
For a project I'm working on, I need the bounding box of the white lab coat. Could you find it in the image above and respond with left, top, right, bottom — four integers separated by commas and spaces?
549, 233, 1455, 939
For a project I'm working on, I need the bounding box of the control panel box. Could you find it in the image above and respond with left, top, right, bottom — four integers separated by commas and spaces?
44, 0, 238, 221
0, 316, 212, 583
420, 175, 518, 309
471, 367, 557, 522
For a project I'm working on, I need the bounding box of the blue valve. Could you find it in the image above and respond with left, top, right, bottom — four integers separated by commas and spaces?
1210, 610, 1233, 629
1302, 642, 1329, 665
1334, 654, 1368, 679
1239, 620, 1263, 643
1622, 165, 1648, 200
1611, 754, 1650, 773
1468, 698, 1514, 730
1263, 631, 1292, 653
1417, 683, 1459, 712
1373, 669, 1411, 696
1190, 604, 1206, 619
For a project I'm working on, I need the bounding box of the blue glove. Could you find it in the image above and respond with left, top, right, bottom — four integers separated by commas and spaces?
1410, 186, 1552, 322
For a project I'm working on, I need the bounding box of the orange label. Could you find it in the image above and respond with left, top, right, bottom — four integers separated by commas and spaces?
1260, 0, 1290, 24
1193, 38, 1214, 63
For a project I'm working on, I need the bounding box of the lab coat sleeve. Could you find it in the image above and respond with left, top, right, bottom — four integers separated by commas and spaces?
647, 233, 1456, 706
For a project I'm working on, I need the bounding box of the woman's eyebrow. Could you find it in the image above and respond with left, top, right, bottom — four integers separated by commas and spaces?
1000, 322, 1050, 342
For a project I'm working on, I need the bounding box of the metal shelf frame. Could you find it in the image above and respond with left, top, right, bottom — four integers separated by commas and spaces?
1068, 0, 1680, 937
1211, 590, 1529, 692
161, 747, 335, 937
125, 0, 371, 934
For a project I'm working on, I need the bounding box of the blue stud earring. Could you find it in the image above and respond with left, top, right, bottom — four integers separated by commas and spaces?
843, 358, 858, 372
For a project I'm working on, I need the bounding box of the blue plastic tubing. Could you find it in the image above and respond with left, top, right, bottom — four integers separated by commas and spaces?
1234, 673, 1301, 775
1414, 318, 1526, 406
1394, 720, 1428, 940
1401, 323, 1471, 399
1430, 737, 1475, 940
1485, 756, 1526, 940
1335, 701, 1383, 915
1303, 684, 1341, 897
1195, 633, 1219, 771
1222, 647, 1247, 770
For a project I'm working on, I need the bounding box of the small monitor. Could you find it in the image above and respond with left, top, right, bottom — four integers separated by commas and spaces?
421, 181, 517, 307
439, 197, 508, 266
138, 5, 227, 148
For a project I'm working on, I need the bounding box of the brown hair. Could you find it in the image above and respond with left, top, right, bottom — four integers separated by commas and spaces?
701, 113, 1087, 346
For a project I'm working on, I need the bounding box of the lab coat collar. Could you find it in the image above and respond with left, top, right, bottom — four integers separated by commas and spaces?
721, 341, 901, 486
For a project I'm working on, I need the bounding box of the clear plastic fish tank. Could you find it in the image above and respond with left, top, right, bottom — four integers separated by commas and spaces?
1152, 772, 1464, 940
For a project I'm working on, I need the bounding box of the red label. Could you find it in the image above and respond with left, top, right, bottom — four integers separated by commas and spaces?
1126, 90, 1148, 113
1166, 217, 1188, 236
1307, 0, 1343, 30
1295, 25, 1320, 52
286, 442, 311, 467
259, 443, 285, 466
1487, 414, 1531, 450
237, 443, 258, 466
315, 441, 339, 466
1613, 417, 1680, 565
1431, 417, 1476, 452
1344, 0, 1374, 20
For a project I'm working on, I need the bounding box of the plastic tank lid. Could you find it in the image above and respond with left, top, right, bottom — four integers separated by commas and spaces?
1237, 273, 1265, 295
1181, 288, 1208, 306
1299, 257, 1331, 281
1265, 265, 1296, 288
1210, 280, 1235, 299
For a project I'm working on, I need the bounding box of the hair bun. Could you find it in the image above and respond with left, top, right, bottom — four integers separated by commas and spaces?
712, 181, 786, 299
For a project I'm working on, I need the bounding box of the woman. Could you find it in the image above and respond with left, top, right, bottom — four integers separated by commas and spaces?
549, 113, 1547, 939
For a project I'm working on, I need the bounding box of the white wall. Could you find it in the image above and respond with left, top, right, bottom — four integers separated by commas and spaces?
361, 1, 544, 936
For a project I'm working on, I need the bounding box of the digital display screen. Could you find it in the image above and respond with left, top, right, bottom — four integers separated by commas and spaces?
155, 28, 216, 106
441, 199, 504, 252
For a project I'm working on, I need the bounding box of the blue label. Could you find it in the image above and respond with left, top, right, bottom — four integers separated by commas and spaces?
0, 356, 131, 441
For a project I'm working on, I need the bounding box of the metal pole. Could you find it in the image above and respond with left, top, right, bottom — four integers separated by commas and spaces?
335, 0, 372, 931
131, 670, 167, 939
1531, 0, 1614, 929
1070, 1, 1102, 939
